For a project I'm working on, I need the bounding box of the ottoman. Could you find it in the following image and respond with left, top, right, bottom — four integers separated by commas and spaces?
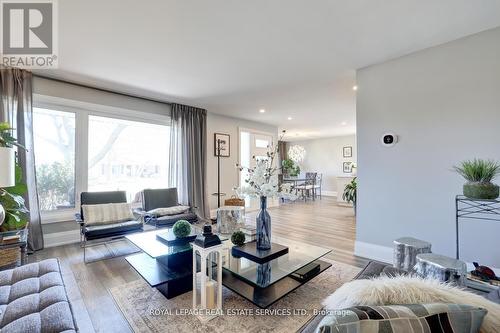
0, 259, 77, 333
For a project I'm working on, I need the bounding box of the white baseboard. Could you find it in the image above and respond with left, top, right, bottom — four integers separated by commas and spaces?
354, 241, 393, 264
44, 230, 80, 248
322, 191, 337, 197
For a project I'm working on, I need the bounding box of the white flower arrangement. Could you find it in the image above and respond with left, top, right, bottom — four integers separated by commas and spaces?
235, 132, 296, 199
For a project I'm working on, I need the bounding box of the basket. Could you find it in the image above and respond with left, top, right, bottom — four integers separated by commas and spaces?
224, 196, 245, 207
0, 247, 21, 268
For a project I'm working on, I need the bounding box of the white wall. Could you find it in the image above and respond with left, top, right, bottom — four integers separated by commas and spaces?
356, 27, 500, 268
292, 135, 356, 195
206, 113, 278, 213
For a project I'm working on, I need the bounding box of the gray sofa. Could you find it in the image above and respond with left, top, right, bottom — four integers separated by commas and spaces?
299, 260, 499, 332
0, 259, 77, 332
299, 261, 401, 333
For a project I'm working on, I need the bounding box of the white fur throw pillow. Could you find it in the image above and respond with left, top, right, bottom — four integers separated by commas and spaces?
323, 275, 500, 333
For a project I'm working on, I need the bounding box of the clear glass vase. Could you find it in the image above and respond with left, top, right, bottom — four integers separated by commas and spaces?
256, 196, 271, 250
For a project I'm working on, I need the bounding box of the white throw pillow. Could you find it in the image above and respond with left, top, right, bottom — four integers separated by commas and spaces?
82, 202, 135, 225
147, 205, 190, 216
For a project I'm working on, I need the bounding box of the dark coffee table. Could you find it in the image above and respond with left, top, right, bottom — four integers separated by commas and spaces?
125, 227, 228, 299
222, 236, 332, 308
125, 228, 332, 307
125, 228, 199, 299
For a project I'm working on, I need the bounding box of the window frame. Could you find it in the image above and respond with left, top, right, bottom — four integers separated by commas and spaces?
33, 94, 171, 224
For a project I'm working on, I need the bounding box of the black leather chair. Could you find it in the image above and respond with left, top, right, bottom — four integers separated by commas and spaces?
138, 188, 198, 227
75, 191, 143, 262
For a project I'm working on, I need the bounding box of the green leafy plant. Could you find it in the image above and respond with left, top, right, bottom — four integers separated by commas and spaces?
231, 230, 246, 246
342, 177, 357, 208
172, 220, 192, 238
282, 158, 300, 176
0, 122, 29, 231
453, 159, 500, 183
0, 122, 26, 150
0, 165, 29, 231
0, 191, 29, 231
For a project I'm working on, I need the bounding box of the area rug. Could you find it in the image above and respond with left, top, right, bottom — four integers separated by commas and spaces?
109, 259, 360, 333
85, 239, 140, 262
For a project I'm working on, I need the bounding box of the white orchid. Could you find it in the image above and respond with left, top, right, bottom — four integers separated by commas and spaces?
235, 132, 296, 199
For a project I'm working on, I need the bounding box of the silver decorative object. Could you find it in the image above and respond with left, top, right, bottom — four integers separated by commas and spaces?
393, 237, 432, 271
216, 206, 245, 235
415, 253, 467, 286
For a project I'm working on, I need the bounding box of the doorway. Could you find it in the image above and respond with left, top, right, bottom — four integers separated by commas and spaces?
239, 129, 276, 210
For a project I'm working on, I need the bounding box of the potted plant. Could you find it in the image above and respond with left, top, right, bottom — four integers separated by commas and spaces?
342, 177, 357, 215
0, 122, 18, 189
0, 122, 28, 230
282, 158, 300, 177
0, 122, 29, 268
454, 159, 500, 199
0, 164, 29, 231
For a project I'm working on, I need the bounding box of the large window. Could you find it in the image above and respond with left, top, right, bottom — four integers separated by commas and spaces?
32, 100, 171, 222
33, 108, 76, 211
88, 116, 170, 202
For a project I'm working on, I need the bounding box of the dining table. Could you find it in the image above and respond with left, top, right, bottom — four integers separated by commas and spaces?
282, 177, 311, 201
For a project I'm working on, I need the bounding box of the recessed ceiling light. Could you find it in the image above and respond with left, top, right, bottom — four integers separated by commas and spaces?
259, 109, 266, 113
287, 117, 293, 120
352, 85, 358, 91
341, 121, 347, 126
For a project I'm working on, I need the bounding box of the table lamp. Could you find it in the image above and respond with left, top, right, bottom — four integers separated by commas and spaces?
0, 147, 16, 225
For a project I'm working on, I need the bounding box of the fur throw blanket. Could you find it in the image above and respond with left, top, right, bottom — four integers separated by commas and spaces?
323, 276, 500, 333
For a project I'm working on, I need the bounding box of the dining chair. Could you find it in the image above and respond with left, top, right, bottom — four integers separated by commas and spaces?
314, 173, 323, 199
295, 172, 317, 201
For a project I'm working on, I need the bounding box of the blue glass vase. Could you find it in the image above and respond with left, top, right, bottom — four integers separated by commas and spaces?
256, 196, 271, 250
257, 262, 272, 286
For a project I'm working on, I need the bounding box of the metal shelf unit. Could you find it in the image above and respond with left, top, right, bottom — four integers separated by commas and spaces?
455, 195, 500, 260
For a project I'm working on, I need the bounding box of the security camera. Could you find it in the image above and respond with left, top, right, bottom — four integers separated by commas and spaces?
381, 133, 398, 147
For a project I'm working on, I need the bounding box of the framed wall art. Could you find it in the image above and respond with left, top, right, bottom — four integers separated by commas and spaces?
343, 146, 352, 158
214, 133, 230, 157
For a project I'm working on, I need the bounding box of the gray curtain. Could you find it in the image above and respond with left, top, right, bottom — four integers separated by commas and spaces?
169, 103, 209, 219
0, 68, 44, 251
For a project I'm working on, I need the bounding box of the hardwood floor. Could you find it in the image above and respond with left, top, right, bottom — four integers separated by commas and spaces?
31, 196, 368, 333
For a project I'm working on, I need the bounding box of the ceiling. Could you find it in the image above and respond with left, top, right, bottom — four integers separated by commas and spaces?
39, 0, 500, 141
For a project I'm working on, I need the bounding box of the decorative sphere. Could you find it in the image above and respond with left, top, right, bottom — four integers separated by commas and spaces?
173, 220, 191, 238
231, 231, 246, 246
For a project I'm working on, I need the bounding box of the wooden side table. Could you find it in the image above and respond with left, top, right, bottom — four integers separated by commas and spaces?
0, 228, 28, 270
